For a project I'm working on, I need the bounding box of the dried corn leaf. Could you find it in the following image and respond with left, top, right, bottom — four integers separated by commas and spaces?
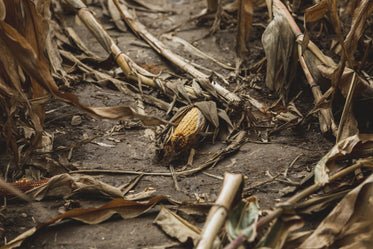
299, 171, 373, 249
107, 0, 127, 32
1, 195, 171, 249
304, 0, 328, 23
344, 0, 373, 65
314, 134, 373, 184
0, 20, 166, 124
24, 173, 149, 201
154, 206, 201, 245
0, 0, 49, 163
262, 0, 297, 98
257, 215, 303, 249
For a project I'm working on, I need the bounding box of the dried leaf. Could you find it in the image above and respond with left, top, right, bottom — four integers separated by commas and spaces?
0, 3, 166, 126
344, 0, 373, 65
194, 101, 219, 128
25, 173, 145, 200
1, 195, 170, 249
107, 0, 127, 32
154, 206, 201, 245
317, 65, 372, 99
257, 215, 303, 249
227, 197, 260, 241
304, 0, 328, 23
262, 0, 297, 97
314, 134, 373, 184
294, 189, 350, 215
299, 172, 373, 248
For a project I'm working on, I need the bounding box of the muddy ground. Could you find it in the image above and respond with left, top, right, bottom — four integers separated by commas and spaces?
0, 0, 335, 248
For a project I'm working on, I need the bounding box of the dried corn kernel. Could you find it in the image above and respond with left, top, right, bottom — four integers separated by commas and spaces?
171, 107, 206, 152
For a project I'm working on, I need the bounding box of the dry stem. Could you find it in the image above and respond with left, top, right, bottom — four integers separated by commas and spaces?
196, 173, 243, 249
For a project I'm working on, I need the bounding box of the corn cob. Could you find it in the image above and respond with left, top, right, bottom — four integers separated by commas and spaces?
0, 178, 49, 198
171, 107, 206, 153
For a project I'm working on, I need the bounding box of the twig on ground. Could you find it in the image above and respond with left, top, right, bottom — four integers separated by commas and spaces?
169, 165, 180, 191
284, 153, 302, 178
202, 172, 224, 180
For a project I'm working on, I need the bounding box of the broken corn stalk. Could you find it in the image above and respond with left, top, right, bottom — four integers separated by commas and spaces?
171, 107, 206, 153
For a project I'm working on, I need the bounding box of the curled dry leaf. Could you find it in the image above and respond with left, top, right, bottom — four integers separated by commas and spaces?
304, 0, 328, 24
299, 170, 373, 249
344, 0, 373, 66
257, 215, 304, 249
318, 63, 373, 100
314, 134, 373, 184
1, 195, 171, 249
0, 20, 166, 124
154, 206, 201, 245
262, 0, 297, 98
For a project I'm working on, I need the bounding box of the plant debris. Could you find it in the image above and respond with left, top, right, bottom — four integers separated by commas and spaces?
0, 0, 372, 248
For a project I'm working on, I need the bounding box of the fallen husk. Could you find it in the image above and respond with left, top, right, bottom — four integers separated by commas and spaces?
299, 173, 373, 249
0, 195, 172, 249
195, 172, 243, 249
154, 206, 201, 246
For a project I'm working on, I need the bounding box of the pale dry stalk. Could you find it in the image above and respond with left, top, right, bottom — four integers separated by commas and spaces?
63, 0, 157, 88
113, 0, 241, 106
196, 173, 243, 249
275, 0, 337, 136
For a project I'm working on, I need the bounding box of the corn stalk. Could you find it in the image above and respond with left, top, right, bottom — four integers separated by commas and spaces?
113, 0, 241, 107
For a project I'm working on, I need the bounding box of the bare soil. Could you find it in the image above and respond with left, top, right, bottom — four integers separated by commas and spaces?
0, 0, 335, 248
